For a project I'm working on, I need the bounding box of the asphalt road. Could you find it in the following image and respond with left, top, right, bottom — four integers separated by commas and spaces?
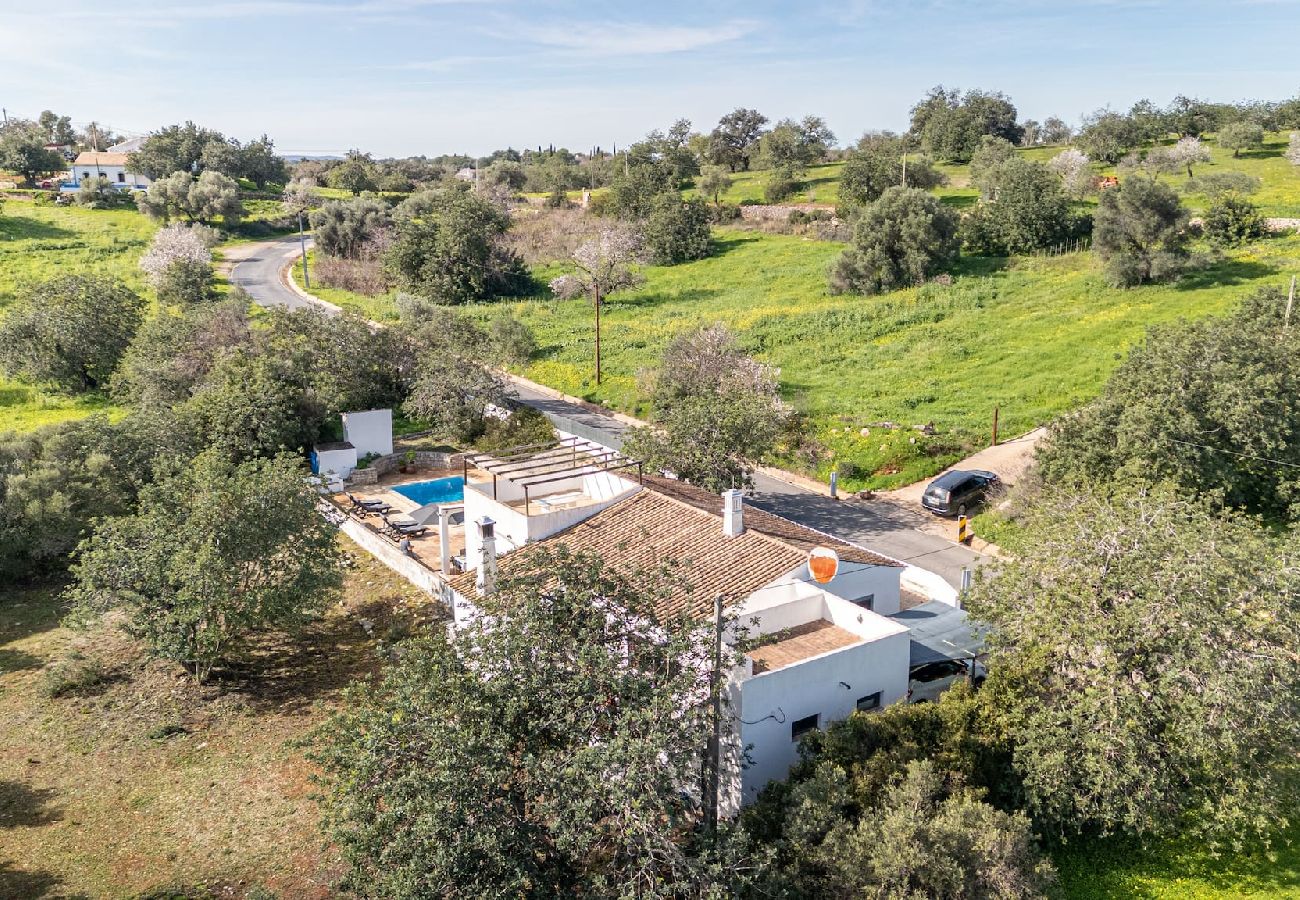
229, 238, 988, 589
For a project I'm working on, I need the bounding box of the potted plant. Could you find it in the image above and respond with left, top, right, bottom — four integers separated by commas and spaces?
400, 450, 417, 473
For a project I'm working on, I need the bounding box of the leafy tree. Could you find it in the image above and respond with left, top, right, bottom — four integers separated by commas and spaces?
696, 165, 733, 206
830, 186, 960, 295
326, 150, 378, 195
0, 275, 143, 393
0, 417, 138, 583
549, 228, 645, 384
773, 760, 1055, 899
139, 223, 218, 304
909, 86, 1022, 162
1218, 120, 1265, 157
38, 110, 76, 146
385, 191, 530, 304
1047, 148, 1094, 199
482, 159, 527, 192
136, 170, 245, 226
708, 107, 769, 172
626, 324, 788, 491
1202, 193, 1266, 245
309, 198, 390, 259
837, 133, 945, 210
281, 178, 319, 216
128, 121, 228, 179
403, 353, 509, 443
756, 116, 835, 174
966, 487, 1300, 846
1040, 117, 1073, 145
1037, 287, 1300, 517
0, 120, 63, 183
606, 163, 675, 219
238, 134, 287, 188
1127, 98, 1171, 144
968, 136, 1018, 199
642, 195, 712, 264
1076, 110, 1143, 164
112, 299, 252, 408
309, 547, 755, 898
630, 119, 700, 184
74, 175, 127, 209
962, 158, 1083, 255
1167, 94, 1219, 137
487, 314, 536, 367
1092, 176, 1190, 287
67, 450, 340, 682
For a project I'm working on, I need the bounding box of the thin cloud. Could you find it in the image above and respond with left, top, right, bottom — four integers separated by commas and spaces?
509, 19, 760, 56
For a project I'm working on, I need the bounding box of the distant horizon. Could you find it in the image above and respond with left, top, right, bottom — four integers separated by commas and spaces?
3, 0, 1300, 158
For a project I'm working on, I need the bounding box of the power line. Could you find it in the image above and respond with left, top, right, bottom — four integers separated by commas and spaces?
1164, 437, 1300, 471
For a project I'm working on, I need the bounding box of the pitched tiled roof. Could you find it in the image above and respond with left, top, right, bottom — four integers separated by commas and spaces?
73, 152, 130, 166
449, 478, 902, 620
639, 475, 903, 569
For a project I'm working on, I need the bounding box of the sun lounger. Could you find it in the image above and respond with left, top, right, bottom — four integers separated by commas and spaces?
346, 492, 393, 515
381, 514, 428, 538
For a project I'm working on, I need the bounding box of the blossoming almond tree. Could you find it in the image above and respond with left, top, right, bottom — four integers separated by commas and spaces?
549, 227, 644, 384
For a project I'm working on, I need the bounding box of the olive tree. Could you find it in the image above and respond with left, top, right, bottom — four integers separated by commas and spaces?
830, 186, 960, 295
308, 547, 757, 898
309, 198, 390, 259
642, 195, 712, 264
1076, 110, 1142, 164
67, 450, 341, 682
0, 275, 144, 393
837, 133, 945, 211
1218, 121, 1265, 157
136, 170, 245, 226
962, 158, 1083, 256
0, 120, 63, 183
1092, 176, 1190, 287
967, 487, 1300, 848
696, 165, 733, 206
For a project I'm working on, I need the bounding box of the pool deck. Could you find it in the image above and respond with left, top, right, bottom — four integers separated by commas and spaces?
337, 467, 483, 566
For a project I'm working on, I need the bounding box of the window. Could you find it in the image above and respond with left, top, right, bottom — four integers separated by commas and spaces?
856, 691, 882, 712
83, 171, 91, 180
853, 593, 875, 610
790, 713, 819, 741
116, 172, 125, 183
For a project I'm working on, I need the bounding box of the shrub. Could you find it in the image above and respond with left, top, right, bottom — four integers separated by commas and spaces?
487, 315, 537, 367
763, 169, 800, 203
315, 255, 389, 295
641, 195, 712, 265
1202, 193, 1267, 245
961, 158, 1087, 255
309, 198, 390, 260
1184, 170, 1262, 199
830, 187, 960, 295
75, 175, 128, 209
474, 404, 556, 452
41, 655, 108, 699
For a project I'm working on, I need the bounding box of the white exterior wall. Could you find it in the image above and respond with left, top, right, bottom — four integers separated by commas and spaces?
342, 409, 393, 458
789, 560, 903, 616
72, 164, 149, 188
315, 445, 357, 479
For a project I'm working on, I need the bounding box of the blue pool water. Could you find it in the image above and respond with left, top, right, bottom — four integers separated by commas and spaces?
391, 476, 465, 506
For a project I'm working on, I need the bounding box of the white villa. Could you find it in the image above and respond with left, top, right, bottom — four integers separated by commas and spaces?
64, 152, 151, 191
431, 441, 980, 815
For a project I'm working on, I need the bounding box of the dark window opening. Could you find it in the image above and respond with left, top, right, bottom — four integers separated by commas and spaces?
117, 172, 125, 182
791, 713, 819, 741
856, 691, 882, 712
853, 593, 875, 610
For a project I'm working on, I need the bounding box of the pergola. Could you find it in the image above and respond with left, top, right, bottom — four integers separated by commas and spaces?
462, 437, 643, 516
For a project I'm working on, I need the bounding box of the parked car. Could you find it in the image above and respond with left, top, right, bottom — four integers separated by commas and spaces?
921, 469, 1000, 517
906, 658, 986, 704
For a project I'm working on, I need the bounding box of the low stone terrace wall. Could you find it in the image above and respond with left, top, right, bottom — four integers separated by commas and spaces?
347, 450, 467, 486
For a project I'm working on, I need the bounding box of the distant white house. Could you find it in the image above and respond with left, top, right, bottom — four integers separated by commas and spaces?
106, 136, 147, 154
440, 445, 982, 816
64, 152, 150, 191
454, 166, 476, 182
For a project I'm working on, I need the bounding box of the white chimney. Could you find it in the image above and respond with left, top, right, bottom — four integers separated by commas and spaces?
438, 506, 453, 574
476, 516, 498, 596
722, 489, 744, 537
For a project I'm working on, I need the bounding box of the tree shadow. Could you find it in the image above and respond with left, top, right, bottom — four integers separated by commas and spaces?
0, 860, 77, 900
0, 218, 77, 241
0, 781, 61, 829
1175, 256, 1277, 291
940, 194, 979, 211
951, 256, 1011, 278
707, 232, 762, 258
208, 597, 402, 715
0, 647, 43, 674
612, 287, 723, 311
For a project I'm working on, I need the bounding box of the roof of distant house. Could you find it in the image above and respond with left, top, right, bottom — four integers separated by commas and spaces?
107, 137, 147, 153
72, 152, 130, 167
449, 476, 902, 620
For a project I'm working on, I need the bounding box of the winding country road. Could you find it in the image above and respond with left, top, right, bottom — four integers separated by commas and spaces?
225, 238, 988, 590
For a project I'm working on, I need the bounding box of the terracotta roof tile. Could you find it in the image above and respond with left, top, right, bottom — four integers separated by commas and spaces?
450, 479, 902, 620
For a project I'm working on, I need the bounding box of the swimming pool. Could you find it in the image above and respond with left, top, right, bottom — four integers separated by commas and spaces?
391, 476, 465, 506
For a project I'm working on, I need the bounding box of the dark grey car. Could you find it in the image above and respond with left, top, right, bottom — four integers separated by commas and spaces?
921, 469, 1000, 517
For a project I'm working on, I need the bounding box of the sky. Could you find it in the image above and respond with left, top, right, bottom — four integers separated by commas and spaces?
1, 0, 1299, 158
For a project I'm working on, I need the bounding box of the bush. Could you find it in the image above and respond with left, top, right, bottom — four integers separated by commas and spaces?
315, 255, 389, 295
487, 315, 537, 367
1202, 194, 1267, 246
830, 187, 960, 295
708, 202, 742, 223
474, 405, 556, 452
642, 195, 712, 265
763, 169, 800, 203
140, 223, 217, 304
309, 198, 390, 259
75, 175, 129, 209
1185, 170, 1262, 199
961, 158, 1088, 256
41, 655, 108, 699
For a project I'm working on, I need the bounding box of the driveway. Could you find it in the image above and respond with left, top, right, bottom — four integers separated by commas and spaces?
226, 237, 992, 592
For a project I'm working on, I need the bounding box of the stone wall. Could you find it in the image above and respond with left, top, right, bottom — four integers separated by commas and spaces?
738, 203, 836, 222
347, 450, 467, 486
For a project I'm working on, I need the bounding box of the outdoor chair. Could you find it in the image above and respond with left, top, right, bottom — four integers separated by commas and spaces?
382, 514, 428, 538
347, 492, 393, 515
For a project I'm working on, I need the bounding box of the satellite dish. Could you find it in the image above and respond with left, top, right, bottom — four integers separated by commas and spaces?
808, 547, 839, 584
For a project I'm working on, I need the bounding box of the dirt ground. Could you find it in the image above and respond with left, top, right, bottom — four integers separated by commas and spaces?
0, 538, 436, 899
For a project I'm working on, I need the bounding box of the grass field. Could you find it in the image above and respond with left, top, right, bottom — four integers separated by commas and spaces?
0, 201, 153, 432
698, 133, 1300, 218
0, 538, 435, 898
297, 226, 1300, 490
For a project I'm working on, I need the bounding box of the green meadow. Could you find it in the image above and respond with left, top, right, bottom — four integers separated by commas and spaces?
0, 201, 153, 431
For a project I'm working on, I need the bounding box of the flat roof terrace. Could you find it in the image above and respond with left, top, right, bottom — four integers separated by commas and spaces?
462, 437, 643, 516
747, 620, 863, 675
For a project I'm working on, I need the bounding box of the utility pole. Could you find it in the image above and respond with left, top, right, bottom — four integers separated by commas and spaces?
1285, 275, 1296, 334
297, 210, 311, 290
702, 593, 724, 834
992, 405, 1000, 447
593, 286, 602, 385
1, 108, 7, 125
901, 151, 907, 188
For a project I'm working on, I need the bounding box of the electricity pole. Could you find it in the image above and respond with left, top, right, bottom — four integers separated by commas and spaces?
297, 210, 311, 290
702, 593, 724, 833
